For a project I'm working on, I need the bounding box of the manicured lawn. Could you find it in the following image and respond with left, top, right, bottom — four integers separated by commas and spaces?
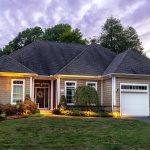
0, 116, 150, 150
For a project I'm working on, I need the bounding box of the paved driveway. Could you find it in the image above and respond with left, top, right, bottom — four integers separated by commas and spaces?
135, 117, 150, 123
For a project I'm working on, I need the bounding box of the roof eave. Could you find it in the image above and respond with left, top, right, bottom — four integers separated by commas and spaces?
0, 72, 37, 77
102, 73, 150, 79
54, 74, 101, 79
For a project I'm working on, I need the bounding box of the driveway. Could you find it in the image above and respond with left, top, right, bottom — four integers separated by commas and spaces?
134, 117, 150, 123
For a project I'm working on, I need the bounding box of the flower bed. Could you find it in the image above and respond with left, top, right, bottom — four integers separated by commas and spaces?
51, 109, 120, 117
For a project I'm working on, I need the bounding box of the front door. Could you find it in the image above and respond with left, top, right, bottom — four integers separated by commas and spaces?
36, 88, 49, 109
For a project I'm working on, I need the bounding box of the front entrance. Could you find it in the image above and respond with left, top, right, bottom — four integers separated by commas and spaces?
35, 87, 49, 109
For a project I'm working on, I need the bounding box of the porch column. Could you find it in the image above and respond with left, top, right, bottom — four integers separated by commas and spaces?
29, 77, 34, 102
51, 80, 54, 110
101, 80, 103, 105
30, 77, 33, 100
56, 78, 60, 109
112, 76, 116, 111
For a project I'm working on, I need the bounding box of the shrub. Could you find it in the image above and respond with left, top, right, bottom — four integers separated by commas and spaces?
3, 104, 18, 116
0, 104, 4, 114
60, 109, 100, 117
52, 109, 61, 115
19, 100, 37, 115
110, 112, 120, 118
100, 112, 112, 117
61, 110, 81, 116
81, 111, 100, 117
74, 86, 99, 110
59, 95, 66, 110
35, 109, 40, 114
0, 112, 7, 121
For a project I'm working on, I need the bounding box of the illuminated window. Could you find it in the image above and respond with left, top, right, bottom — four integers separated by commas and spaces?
86, 82, 97, 90
65, 81, 76, 104
11, 79, 25, 104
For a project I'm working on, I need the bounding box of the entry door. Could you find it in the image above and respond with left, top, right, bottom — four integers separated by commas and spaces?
36, 88, 49, 109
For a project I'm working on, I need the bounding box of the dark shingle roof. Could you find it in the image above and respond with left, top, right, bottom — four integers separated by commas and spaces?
10, 41, 86, 75
1, 41, 150, 76
57, 44, 116, 76
103, 50, 150, 75
0, 55, 35, 73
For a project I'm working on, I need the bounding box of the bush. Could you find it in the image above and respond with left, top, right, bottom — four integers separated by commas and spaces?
0, 104, 4, 114
60, 109, 100, 117
19, 100, 37, 115
100, 112, 113, 117
59, 95, 66, 110
61, 110, 81, 116
35, 109, 40, 114
81, 111, 100, 117
52, 109, 61, 115
74, 86, 99, 110
3, 104, 18, 116
0, 112, 7, 121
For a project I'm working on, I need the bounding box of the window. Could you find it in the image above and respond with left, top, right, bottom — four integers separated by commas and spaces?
65, 81, 76, 104
121, 84, 148, 92
86, 82, 97, 90
11, 79, 25, 104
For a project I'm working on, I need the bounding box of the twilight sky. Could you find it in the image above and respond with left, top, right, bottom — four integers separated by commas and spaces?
0, 0, 150, 55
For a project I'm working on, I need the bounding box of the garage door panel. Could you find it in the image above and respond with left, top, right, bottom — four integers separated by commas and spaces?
121, 92, 149, 116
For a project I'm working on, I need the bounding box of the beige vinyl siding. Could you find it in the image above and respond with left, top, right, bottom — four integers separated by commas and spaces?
60, 78, 101, 103
0, 77, 30, 104
103, 78, 112, 106
116, 77, 150, 113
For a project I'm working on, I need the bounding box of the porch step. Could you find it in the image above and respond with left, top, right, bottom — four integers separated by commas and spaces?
40, 110, 52, 115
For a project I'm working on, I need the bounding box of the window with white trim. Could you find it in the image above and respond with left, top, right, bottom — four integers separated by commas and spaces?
121, 84, 148, 93
86, 82, 97, 90
65, 81, 76, 104
11, 79, 25, 104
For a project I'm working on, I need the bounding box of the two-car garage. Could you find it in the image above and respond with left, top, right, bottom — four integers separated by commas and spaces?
120, 84, 149, 116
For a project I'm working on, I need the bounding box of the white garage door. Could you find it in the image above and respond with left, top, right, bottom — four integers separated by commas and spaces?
121, 84, 149, 116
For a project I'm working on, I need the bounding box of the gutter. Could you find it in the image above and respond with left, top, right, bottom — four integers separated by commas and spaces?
54, 74, 101, 79
102, 73, 150, 79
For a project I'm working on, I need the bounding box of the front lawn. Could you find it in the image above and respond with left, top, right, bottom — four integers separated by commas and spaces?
0, 117, 150, 150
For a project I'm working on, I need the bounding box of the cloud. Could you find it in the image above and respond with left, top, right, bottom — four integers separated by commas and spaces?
0, 0, 150, 55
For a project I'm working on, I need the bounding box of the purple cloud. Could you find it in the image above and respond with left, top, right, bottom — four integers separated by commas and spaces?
0, 0, 150, 54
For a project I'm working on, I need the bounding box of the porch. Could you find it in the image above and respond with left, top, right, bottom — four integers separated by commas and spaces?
30, 78, 58, 110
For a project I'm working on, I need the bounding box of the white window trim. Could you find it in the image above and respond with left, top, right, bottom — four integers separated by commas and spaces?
120, 83, 149, 93
65, 81, 77, 105
86, 81, 97, 91
11, 79, 25, 105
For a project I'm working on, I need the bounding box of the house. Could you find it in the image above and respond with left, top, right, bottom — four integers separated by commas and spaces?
0, 41, 150, 116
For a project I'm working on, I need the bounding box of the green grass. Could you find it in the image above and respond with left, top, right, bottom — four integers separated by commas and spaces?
0, 117, 150, 150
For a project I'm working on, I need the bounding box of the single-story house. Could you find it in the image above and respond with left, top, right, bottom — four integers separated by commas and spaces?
0, 41, 150, 116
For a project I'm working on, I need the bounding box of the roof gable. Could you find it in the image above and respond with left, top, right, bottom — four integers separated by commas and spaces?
57, 44, 116, 76
0, 55, 34, 73
103, 50, 150, 75
10, 41, 86, 75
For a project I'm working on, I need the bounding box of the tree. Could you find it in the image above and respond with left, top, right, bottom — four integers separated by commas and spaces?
3, 26, 44, 54
74, 86, 99, 110
0, 48, 3, 56
124, 26, 143, 52
99, 16, 143, 53
2, 24, 87, 54
43, 24, 87, 44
